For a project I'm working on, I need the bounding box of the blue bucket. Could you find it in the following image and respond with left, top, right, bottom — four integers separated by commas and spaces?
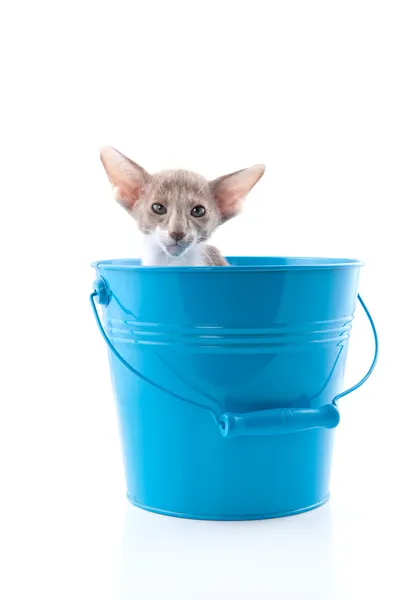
91, 257, 378, 520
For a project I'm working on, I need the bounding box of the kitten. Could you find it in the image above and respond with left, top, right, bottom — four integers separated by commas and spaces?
100, 146, 265, 266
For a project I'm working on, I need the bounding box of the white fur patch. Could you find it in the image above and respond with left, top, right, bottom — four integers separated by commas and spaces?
142, 234, 205, 266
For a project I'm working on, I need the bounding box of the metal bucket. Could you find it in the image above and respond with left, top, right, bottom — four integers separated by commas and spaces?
90, 257, 378, 520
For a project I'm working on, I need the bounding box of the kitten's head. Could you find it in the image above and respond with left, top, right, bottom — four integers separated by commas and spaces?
100, 146, 265, 258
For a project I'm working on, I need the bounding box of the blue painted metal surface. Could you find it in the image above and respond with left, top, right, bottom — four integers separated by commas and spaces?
91, 257, 378, 520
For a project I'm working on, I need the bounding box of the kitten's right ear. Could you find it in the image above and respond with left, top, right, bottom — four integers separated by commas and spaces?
209, 164, 265, 222
100, 146, 150, 210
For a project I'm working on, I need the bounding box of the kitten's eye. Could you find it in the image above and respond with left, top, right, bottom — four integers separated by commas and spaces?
191, 205, 206, 218
152, 203, 167, 215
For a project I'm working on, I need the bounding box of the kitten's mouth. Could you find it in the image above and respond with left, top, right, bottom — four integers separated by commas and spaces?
165, 243, 188, 257
163, 241, 192, 257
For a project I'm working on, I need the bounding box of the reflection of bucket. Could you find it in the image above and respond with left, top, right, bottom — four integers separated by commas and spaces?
91, 257, 378, 520
118, 504, 337, 600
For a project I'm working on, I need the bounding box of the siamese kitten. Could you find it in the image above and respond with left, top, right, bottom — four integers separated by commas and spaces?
100, 146, 265, 266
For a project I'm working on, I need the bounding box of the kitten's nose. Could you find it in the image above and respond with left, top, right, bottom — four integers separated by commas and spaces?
169, 231, 186, 242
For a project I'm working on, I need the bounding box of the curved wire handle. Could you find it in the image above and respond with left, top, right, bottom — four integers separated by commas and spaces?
90, 291, 219, 419
332, 294, 379, 406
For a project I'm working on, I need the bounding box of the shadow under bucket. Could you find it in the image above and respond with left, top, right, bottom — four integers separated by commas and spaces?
91, 257, 378, 520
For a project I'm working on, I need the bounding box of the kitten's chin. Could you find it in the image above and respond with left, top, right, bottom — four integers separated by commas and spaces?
163, 244, 190, 257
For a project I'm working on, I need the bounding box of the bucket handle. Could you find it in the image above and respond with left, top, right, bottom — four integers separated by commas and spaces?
90, 279, 378, 438
220, 294, 378, 438
90, 283, 215, 415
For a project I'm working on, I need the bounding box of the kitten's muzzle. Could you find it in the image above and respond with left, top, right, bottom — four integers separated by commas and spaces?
164, 235, 193, 257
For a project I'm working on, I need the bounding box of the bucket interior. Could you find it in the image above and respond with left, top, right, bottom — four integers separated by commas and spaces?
93, 256, 363, 271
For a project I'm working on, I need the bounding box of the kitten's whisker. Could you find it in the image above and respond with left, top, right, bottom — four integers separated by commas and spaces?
152, 180, 166, 198
194, 181, 208, 200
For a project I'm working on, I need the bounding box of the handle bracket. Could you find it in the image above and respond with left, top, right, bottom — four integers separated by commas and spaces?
93, 277, 111, 306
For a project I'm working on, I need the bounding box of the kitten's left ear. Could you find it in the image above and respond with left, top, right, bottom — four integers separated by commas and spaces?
209, 164, 265, 222
100, 146, 150, 210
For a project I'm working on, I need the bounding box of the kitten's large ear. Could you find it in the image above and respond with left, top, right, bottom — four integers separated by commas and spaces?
100, 146, 150, 210
209, 164, 265, 221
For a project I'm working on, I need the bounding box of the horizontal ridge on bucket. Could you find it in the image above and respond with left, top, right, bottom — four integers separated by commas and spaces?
105, 318, 354, 351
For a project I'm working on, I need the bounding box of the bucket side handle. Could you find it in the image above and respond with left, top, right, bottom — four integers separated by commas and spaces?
332, 295, 378, 405
220, 294, 378, 438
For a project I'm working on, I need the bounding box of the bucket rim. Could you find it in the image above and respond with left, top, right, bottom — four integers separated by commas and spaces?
91, 256, 364, 272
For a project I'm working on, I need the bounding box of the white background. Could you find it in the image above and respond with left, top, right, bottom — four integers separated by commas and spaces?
1, 1, 399, 598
